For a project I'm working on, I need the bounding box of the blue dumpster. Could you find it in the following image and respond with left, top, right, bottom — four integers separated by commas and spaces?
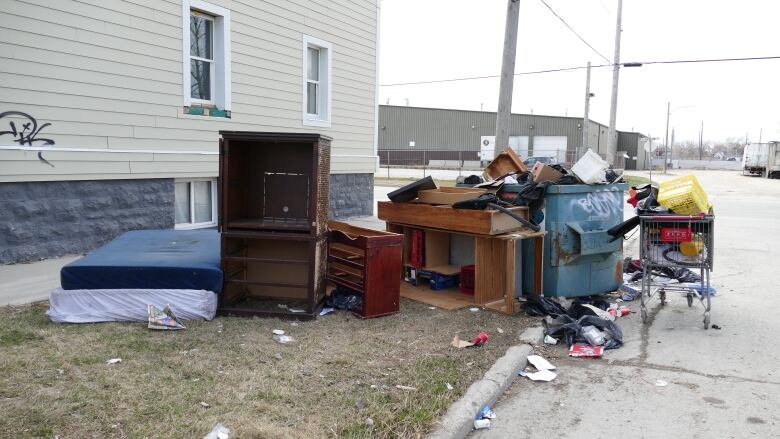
524, 183, 627, 297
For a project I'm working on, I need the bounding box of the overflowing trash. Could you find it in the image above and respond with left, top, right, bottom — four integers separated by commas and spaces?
519, 354, 558, 381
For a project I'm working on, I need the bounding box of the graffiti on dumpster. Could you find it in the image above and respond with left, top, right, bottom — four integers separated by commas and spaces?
569, 191, 623, 220
0, 111, 55, 146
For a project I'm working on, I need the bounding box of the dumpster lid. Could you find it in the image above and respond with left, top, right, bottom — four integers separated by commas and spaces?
545, 183, 628, 194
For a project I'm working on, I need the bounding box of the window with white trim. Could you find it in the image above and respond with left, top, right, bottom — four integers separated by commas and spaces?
302, 35, 332, 127
182, 0, 231, 116
175, 178, 217, 229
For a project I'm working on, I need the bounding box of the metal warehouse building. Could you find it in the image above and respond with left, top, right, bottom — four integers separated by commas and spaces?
378, 105, 646, 170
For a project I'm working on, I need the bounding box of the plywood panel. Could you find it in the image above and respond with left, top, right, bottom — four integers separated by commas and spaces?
474, 236, 506, 304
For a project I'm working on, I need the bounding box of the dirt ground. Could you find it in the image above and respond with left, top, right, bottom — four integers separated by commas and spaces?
0, 299, 534, 438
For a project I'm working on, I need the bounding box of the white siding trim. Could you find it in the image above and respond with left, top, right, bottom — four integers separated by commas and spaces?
302, 34, 332, 127
0, 145, 217, 155
182, 0, 232, 111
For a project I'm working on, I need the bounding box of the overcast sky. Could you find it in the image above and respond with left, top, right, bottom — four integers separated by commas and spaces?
378, 0, 780, 143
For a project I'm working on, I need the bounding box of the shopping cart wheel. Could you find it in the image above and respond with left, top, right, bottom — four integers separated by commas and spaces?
641, 307, 648, 323
686, 293, 693, 307
703, 312, 711, 330
659, 289, 666, 306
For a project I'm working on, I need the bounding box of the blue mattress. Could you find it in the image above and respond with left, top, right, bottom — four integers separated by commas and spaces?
61, 230, 223, 293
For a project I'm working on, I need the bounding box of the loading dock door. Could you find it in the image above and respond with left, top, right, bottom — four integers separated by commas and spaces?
532, 136, 568, 162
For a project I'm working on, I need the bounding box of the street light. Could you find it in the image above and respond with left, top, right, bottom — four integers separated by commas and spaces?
663, 103, 696, 173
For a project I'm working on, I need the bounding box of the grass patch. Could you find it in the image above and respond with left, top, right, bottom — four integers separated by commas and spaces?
0, 300, 533, 438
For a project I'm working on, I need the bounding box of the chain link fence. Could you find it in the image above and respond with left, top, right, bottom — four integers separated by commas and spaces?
378, 149, 624, 170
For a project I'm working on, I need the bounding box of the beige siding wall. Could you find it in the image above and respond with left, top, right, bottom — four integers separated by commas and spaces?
0, 0, 378, 182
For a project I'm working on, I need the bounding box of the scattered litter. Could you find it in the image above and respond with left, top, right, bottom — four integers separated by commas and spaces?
469, 307, 480, 312
473, 419, 491, 430
365, 417, 374, 427
619, 282, 641, 301
57, 368, 64, 375
479, 405, 497, 420
319, 307, 335, 316
711, 324, 722, 330
273, 334, 294, 344
471, 331, 489, 346
525, 369, 557, 382
582, 304, 614, 321
517, 370, 527, 377
272, 329, 285, 335
497, 327, 504, 334
527, 355, 556, 370
289, 308, 305, 313
147, 304, 185, 330
655, 379, 668, 387
581, 325, 606, 346
277, 304, 288, 309
446, 383, 454, 391
395, 384, 418, 391
543, 335, 558, 345
568, 343, 604, 358
106, 358, 122, 365
203, 423, 230, 439
451, 335, 475, 349
428, 306, 437, 310
200, 401, 211, 408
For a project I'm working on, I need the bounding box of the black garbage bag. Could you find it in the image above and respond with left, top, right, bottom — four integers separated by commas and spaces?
324, 286, 363, 311
544, 315, 624, 349
464, 174, 484, 185
522, 294, 568, 317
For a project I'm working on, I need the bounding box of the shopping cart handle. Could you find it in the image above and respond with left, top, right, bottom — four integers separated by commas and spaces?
642, 213, 707, 220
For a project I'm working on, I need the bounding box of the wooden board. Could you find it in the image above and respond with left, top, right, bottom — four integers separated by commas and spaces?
400, 282, 473, 310
378, 201, 529, 235
484, 148, 527, 180
416, 187, 487, 205
474, 236, 506, 304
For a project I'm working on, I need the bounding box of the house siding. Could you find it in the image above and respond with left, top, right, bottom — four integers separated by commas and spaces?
0, 0, 379, 181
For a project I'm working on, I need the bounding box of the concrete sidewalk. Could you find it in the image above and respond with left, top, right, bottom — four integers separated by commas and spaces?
0, 255, 79, 305
473, 170, 780, 438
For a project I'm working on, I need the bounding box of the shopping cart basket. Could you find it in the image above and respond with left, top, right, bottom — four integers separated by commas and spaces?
638, 214, 715, 329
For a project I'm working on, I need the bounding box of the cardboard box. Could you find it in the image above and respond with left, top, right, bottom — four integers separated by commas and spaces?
531, 162, 563, 183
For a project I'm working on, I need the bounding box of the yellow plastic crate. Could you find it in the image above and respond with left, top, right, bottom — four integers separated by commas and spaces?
657, 175, 711, 215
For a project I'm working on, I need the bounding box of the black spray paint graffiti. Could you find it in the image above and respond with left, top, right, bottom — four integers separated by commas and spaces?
0, 111, 56, 167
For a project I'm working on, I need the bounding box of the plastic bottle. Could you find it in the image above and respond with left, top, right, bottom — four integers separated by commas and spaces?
581, 326, 605, 346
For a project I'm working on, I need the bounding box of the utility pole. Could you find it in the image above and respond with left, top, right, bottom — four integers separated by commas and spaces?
663, 101, 670, 173
698, 120, 703, 160
606, 0, 623, 165
670, 127, 675, 166
759, 127, 763, 143
582, 62, 592, 159
495, 0, 521, 152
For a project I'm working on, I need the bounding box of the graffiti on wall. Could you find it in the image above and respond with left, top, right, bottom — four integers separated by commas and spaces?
0, 111, 56, 166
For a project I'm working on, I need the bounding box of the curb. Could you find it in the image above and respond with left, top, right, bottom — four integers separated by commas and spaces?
427, 343, 533, 439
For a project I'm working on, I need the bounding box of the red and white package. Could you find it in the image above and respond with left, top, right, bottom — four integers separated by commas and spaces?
569, 343, 604, 358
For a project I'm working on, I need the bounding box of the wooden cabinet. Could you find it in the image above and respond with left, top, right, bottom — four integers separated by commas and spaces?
219, 131, 331, 236
218, 132, 331, 318
386, 222, 544, 315
327, 221, 403, 319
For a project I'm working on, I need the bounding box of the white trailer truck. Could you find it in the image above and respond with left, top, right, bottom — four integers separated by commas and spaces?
742, 142, 780, 178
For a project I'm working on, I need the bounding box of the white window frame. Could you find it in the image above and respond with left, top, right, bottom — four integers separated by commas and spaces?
302, 35, 332, 127
188, 11, 215, 105
175, 178, 218, 230
182, 0, 231, 111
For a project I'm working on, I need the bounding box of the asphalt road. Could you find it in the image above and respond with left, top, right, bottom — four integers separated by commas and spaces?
473, 170, 780, 439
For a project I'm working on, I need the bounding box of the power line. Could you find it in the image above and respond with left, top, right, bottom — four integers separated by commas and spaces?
539, 0, 611, 63
379, 55, 780, 87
